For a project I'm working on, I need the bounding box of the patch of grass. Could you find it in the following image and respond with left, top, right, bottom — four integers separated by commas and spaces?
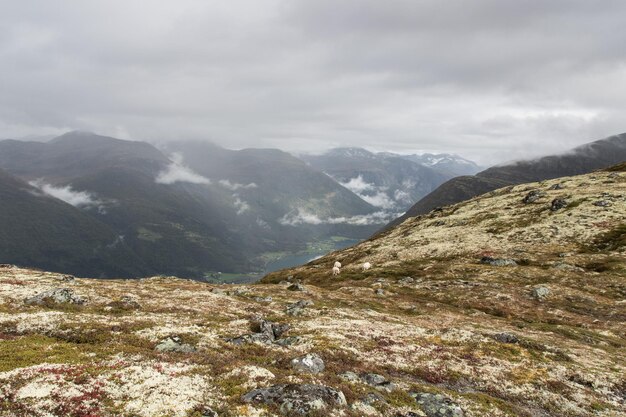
0, 335, 90, 372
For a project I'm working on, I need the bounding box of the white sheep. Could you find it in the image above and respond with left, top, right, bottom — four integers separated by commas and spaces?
362, 262, 371, 271
334, 261, 342, 268
332, 266, 341, 276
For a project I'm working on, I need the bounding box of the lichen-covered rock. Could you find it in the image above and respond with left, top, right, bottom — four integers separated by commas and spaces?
155, 336, 196, 353
286, 300, 313, 316
531, 286, 551, 300
291, 353, 325, 374
480, 256, 517, 267
339, 371, 360, 383
24, 288, 86, 305
227, 318, 291, 345
411, 392, 464, 417
522, 190, 544, 203
493, 332, 519, 344
551, 198, 568, 211
362, 373, 396, 392
287, 283, 306, 292
242, 384, 346, 415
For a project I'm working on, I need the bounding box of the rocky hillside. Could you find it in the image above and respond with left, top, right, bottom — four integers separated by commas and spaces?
386, 132, 626, 230
1, 166, 624, 416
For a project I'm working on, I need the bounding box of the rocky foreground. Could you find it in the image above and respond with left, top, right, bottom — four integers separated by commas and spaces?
1, 166, 625, 417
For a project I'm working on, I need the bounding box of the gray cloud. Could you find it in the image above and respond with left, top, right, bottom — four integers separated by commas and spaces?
155, 153, 211, 185
1, 1, 625, 165
29, 180, 107, 212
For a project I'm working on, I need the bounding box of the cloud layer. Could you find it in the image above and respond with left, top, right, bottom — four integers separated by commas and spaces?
30, 180, 106, 212
278, 208, 399, 226
155, 153, 211, 185
2, 1, 626, 164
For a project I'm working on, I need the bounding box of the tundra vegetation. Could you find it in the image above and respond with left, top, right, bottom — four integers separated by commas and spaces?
1, 167, 625, 416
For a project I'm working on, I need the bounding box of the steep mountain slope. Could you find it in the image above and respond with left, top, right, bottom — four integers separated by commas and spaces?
301, 148, 452, 211
0, 132, 251, 276
163, 141, 384, 242
0, 169, 146, 277
387, 132, 626, 229
1, 167, 624, 416
0, 133, 384, 277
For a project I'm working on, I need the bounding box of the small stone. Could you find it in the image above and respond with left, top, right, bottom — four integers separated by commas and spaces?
480, 257, 517, 267
522, 190, 544, 204
361, 392, 386, 405
493, 332, 519, 344
593, 200, 611, 207
287, 283, 306, 292
24, 288, 86, 306
553, 262, 584, 272
60, 275, 75, 282
286, 300, 314, 316
199, 407, 218, 417
399, 277, 415, 284
155, 336, 196, 353
549, 183, 564, 190
339, 371, 360, 382
550, 198, 568, 211
274, 336, 304, 346
531, 286, 550, 301
254, 296, 273, 303
411, 392, 464, 417
228, 318, 291, 345
375, 289, 385, 296
362, 373, 396, 392
291, 353, 325, 374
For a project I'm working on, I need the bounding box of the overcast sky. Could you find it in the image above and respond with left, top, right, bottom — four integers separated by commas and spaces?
1, 0, 625, 165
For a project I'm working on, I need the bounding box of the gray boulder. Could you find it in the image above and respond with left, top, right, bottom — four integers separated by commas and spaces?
531, 286, 550, 301
274, 336, 304, 346
550, 198, 568, 211
493, 332, 519, 344
242, 384, 346, 415
286, 300, 313, 316
25, 288, 86, 306
227, 319, 291, 346
522, 190, 544, 204
339, 371, 360, 383
291, 353, 325, 374
155, 336, 196, 353
411, 392, 464, 417
362, 373, 396, 392
480, 257, 517, 267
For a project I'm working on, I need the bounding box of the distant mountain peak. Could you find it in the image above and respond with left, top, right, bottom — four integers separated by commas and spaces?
324, 147, 376, 159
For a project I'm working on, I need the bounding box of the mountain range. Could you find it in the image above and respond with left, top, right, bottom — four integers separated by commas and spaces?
300, 148, 475, 212
1, 132, 462, 278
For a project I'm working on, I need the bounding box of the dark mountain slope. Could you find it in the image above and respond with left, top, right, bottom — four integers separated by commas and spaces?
386, 132, 626, 229
0, 133, 251, 276
0, 169, 147, 277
